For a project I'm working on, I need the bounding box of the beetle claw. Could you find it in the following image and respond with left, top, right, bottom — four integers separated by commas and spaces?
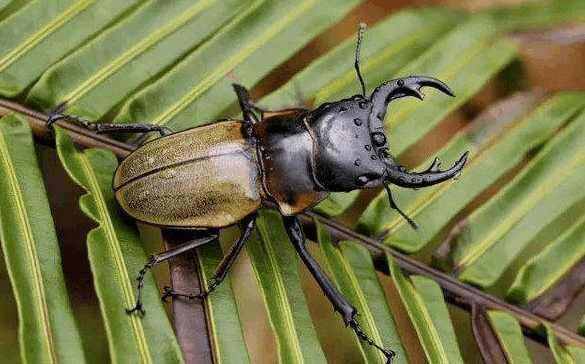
410, 76, 455, 97
46, 102, 69, 131
349, 318, 396, 363
126, 303, 145, 317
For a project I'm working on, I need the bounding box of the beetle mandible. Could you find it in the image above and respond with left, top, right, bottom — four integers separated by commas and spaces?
47, 24, 468, 363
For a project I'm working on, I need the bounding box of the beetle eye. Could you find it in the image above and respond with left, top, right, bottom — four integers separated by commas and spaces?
371, 132, 386, 147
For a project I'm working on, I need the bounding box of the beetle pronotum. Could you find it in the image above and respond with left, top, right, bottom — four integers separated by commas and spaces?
47, 24, 468, 363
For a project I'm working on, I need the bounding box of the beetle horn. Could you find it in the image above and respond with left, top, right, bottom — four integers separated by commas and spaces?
384, 151, 469, 188
370, 76, 454, 123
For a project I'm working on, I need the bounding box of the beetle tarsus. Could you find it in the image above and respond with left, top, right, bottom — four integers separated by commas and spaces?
125, 303, 146, 317
46, 102, 69, 131
160, 286, 205, 302
203, 277, 220, 297
126, 234, 218, 314
350, 318, 396, 363
161, 215, 256, 305
46, 102, 97, 131
126, 255, 157, 317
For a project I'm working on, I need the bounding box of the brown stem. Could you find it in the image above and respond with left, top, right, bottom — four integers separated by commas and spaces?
3, 98, 584, 350
471, 303, 508, 363
163, 231, 213, 364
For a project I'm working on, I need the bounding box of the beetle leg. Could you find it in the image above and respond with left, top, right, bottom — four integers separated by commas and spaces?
87, 123, 173, 136
126, 234, 217, 316
232, 83, 262, 124
202, 215, 256, 297
46, 102, 173, 137
383, 184, 418, 230
282, 216, 396, 363
161, 214, 256, 302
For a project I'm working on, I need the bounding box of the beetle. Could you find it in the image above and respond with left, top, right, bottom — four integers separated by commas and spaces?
47, 25, 468, 363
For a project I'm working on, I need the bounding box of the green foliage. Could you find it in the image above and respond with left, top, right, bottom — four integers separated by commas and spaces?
505, 183, 585, 301
115, 0, 360, 131
487, 311, 532, 363
361, 93, 585, 253
486, 0, 585, 32
456, 103, 585, 287
0, 0, 140, 97
546, 325, 585, 364
388, 256, 464, 363
27, 0, 248, 117
0, 115, 85, 363
0, 0, 584, 362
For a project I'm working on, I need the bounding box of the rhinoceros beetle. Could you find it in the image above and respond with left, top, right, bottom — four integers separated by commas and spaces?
47, 24, 468, 363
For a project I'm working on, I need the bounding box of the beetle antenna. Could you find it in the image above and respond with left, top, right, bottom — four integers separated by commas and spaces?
384, 183, 418, 230
355, 23, 367, 96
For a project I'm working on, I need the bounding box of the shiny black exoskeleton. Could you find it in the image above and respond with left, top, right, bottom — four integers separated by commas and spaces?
46, 24, 468, 364
308, 76, 466, 193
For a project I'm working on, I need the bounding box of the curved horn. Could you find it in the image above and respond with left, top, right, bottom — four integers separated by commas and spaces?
385, 152, 469, 188
370, 76, 454, 122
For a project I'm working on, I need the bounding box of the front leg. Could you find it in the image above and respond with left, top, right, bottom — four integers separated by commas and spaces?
232, 84, 262, 124
282, 215, 395, 363
47, 102, 173, 138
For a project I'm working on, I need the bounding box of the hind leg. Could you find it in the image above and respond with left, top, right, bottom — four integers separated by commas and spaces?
162, 214, 256, 301
126, 233, 217, 316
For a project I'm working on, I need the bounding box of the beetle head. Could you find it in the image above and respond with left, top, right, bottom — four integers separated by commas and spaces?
307, 75, 467, 192
306, 94, 385, 191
